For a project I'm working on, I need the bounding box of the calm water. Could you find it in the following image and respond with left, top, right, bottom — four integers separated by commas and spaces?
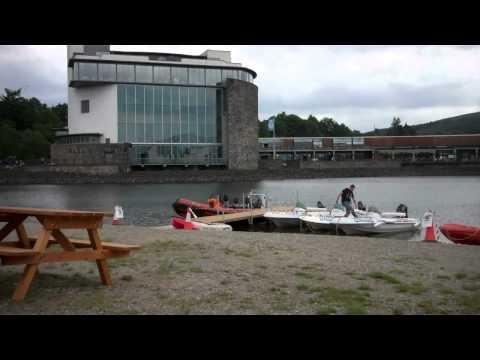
1, 176, 479, 241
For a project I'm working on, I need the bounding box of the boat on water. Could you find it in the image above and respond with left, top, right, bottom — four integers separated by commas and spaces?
335, 213, 421, 235
173, 192, 267, 218
300, 208, 421, 235
440, 224, 480, 246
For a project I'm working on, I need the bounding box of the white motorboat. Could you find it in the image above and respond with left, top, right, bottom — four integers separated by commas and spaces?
336, 213, 421, 235
264, 207, 309, 228
301, 210, 421, 235
265, 205, 337, 228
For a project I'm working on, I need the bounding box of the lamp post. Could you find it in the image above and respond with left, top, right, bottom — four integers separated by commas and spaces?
268, 116, 276, 160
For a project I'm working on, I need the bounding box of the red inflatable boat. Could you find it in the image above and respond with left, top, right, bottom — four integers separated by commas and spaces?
440, 224, 480, 246
172, 198, 248, 217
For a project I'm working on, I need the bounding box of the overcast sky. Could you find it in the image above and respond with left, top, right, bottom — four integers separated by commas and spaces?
1, 45, 479, 131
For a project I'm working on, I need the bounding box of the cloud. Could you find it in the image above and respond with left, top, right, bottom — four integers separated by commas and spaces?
0, 45, 66, 105
1, 44, 479, 131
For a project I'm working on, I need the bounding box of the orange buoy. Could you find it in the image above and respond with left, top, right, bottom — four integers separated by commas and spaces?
422, 210, 437, 242
424, 223, 437, 241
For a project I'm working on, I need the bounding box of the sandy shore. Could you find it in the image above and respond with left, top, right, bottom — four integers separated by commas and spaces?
1, 223, 479, 315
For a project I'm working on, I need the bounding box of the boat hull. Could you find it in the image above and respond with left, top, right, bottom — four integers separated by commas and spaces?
270, 217, 300, 228
172, 198, 248, 217
440, 224, 480, 245
171, 217, 232, 231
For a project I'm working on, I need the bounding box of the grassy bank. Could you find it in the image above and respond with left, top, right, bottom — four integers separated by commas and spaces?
1, 224, 479, 314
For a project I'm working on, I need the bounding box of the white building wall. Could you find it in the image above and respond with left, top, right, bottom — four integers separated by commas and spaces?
68, 84, 118, 143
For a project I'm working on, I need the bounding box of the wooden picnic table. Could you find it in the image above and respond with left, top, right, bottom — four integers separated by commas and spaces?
0, 206, 140, 301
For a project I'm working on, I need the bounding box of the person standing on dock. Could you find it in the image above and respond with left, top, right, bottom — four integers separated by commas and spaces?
336, 184, 358, 217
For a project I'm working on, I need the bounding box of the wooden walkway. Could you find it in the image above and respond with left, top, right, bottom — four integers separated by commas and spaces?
195, 207, 293, 224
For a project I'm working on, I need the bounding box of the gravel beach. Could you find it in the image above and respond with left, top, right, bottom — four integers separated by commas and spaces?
1, 223, 479, 315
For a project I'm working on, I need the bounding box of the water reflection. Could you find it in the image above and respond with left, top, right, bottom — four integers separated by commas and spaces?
1, 176, 478, 243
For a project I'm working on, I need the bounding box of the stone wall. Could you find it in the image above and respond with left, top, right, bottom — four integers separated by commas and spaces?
51, 143, 131, 166
223, 79, 259, 170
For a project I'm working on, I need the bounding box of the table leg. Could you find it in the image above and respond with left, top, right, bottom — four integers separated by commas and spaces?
87, 229, 112, 286
0, 215, 28, 242
12, 228, 50, 301
16, 224, 31, 248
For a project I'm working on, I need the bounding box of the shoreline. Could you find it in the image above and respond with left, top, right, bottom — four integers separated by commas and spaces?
1, 164, 480, 185
1, 224, 479, 314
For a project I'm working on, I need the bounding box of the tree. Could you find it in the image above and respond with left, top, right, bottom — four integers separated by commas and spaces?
258, 112, 360, 137
387, 117, 404, 136
0, 88, 65, 161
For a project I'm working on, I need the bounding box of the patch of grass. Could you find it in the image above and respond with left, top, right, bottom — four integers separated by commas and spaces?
395, 282, 427, 295
316, 307, 337, 315
389, 269, 407, 275
436, 274, 451, 280
239, 297, 255, 311
236, 251, 255, 258
156, 258, 176, 276
301, 265, 318, 271
296, 283, 309, 291
392, 307, 403, 315
418, 300, 447, 314
351, 274, 367, 281
437, 287, 456, 296
189, 266, 204, 273
149, 239, 190, 252
367, 272, 401, 285
455, 272, 468, 280
456, 294, 480, 313
358, 284, 372, 292
309, 287, 369, 315
224, 248, 235, 255
294, 271, 315, 279
470, 273, 480, 281
462, 283, 480, 291
344, 271, 356, 276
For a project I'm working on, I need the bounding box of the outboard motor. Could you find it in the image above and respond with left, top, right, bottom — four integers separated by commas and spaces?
232, 198, 240, 209
317, 201, 325, 208
396, 204, 408, 217
357, 201, 366, 211
223, 194, 230, 208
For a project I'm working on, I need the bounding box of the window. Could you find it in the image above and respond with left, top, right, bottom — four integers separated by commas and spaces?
78, 62, 97, 81
98, 63, 116, 82
206, 69, 222, 85
222, 69, 234, 81
135, 65, 153, 83
117, 64, 135, 82
240, 70, 248, 81
171, 67, 188, 84
188, 68, 205, 85
154, 66, 170, 83
81, 100, 90, 114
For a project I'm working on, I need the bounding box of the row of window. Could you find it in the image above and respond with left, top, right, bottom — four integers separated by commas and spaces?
131, 144, 224, 165
118, 84, 222, 144
72, 61, 254, 86
55, 135, 101, 144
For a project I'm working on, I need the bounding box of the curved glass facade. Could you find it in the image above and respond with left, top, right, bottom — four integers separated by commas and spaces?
118, 84, 223, 165
73, 61, 254, 85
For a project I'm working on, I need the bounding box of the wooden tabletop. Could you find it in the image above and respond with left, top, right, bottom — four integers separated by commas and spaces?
0, 207, 112, 217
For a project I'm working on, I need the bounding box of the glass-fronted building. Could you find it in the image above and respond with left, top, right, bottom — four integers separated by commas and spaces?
65, 45, 257, 167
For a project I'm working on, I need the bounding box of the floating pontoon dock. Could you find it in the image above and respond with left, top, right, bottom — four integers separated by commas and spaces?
195, 207, 293, 225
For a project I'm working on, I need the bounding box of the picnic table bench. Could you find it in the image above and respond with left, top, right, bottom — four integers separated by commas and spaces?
0, 206, 141, 301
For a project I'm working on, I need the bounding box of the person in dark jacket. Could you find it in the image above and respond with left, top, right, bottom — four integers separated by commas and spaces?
336, 184, 358, 217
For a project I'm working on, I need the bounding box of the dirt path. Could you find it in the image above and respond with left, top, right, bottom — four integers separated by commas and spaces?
1, 224, 479, 314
